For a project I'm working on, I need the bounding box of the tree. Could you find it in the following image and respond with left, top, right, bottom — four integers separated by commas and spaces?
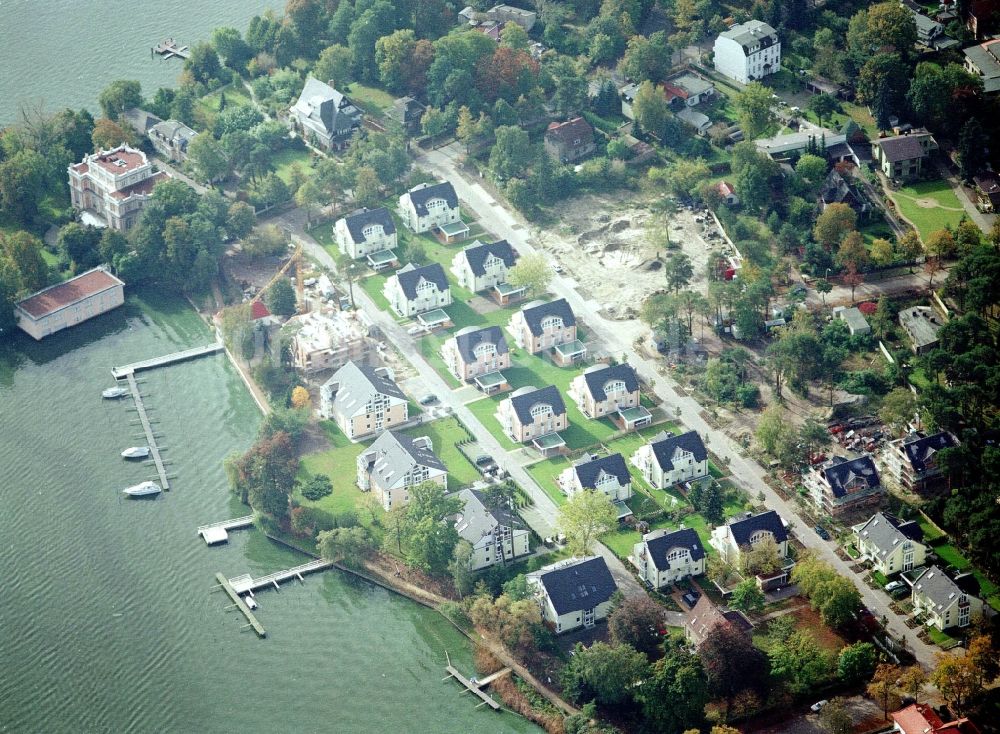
868, 663, 902, 719
507, 252, 551, 298
228, 431, 297, 521
899, 665, 928, 703
808, 93, 839, 129
956, 118, 984, 181
620, 31, 671, 84
818, 698, 853, 734
183, 42, 223, 85
925, 227, 956, 260
637, 645, 708, 733
847, 2, 917, 62
549, 55, 589, 117
313, 44, 354, 87
631, 80, 670, 139
401, 481, 460, 574
879, 387, 917, 434
837, 642, 877, 683
300, 473, 332, 500
898, 230, 923, 272
795, 154, 828, 196
608, 596, 665, 658
734, 82, 777, 140
376, 30, 418, 93
186, 134, 229, 185
741, 535, 783, 577
837, 231, 869, 301
658, 159, 711, 201
816, 279, 832, 306
98, 80, 142, 119
562, 642, 648, 707
469, 592, 545, 652
57, 223, 102, 271
91, 118, 135, 151
294, 178, 324, 226
266, 278, 297, 316
500, 21, 530, 51
489, 125, 531, 180
0, 231, 48, 293
665, 253, 694, 293
212, 27, 253, 72
768, 626, 836, 695
227, 202, 255, 240
449, 540, 475, 597
870, 237, 895, 276
699, 622, 771, 719
290, 385, 310, 409
317, 526, 371, 564
791, 554, 861, 628
857, 53, 909, 128
557, 489, 617, 556
421, 106, 450, 142
730, 579, 765, 614
814, 203, 857, 250
352, 167, 381, 209
286, 0, 325, 49
931, 652, 981, 714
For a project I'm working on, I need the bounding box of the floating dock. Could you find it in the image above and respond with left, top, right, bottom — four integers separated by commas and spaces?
125, 372, 169, 491
198, 515, 255, 545
153, 39, 191, 60
215, 572, 267, 638
112, 342, 223, 380
443, 652, 504, 711
227, 558, 334, 595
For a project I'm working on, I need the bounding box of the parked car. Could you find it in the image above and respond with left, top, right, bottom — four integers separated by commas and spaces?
885, 581, 905, 593
811, 700, 828, 713
418, 394, 438, 406
814, 525, 831, 541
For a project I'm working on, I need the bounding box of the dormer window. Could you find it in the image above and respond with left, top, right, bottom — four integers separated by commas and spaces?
604, 379, 627, 396
362, 224, 382, 239
749, 530, 772, 546
416, 279, 435, 295
474, 343, 497, 359
540, 315, 563, 330
530, 403, 552, 420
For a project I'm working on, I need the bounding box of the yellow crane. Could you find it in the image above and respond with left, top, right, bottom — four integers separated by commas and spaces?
250, 240, 306, 314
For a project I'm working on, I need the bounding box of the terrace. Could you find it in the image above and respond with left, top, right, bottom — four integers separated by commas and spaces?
474, 370, 509, 395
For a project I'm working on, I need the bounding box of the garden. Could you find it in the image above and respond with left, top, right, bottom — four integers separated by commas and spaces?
888, 180, 967, 241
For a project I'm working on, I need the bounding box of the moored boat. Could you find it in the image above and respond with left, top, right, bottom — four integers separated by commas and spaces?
122, 481, 161, 497
102, 386, 128, 399
121, 446, 151, 459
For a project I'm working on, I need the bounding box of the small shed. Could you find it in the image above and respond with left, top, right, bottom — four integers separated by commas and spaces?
835, 306, 871, 336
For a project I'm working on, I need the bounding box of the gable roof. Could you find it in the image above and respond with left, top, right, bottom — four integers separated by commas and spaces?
452, 488, 522, 546
291, 77, 360, 137
150, 119, 197, 145
404, 181, 459, 217
509, 385, 566, 425
876, 135, 926, 163
645, 527, 706, 570
581, 363, 639, 402
891, 704, 981, 734
648, 430, 708, 472
902, 432, 958, 474
544, 117, 594, 147
856, 512, 925, 557
342, 207, 396, 243
573, 453, 631, 489
536, 556, 617, 615
327, 361, 406, 415
364, 430, 447, 486
913, 566, 975, 610
820, 455, 881, 497
520, 298, 576, 336
454, 325, 509, 364
727, 510, 788, 547
719, 19, 778, 50
461, 239, 517, 276
394, 262, 449, 300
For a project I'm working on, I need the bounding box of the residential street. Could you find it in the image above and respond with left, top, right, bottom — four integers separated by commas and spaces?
414, 142, 940, 668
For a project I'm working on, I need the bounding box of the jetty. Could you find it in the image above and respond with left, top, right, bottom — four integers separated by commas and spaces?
198, 515, 255, 545
153, 38, 190, 60
214, 573, 267, 638
125, 372, 170, 490
227, 558, 334, 595
443, 652, 504, 711
111, 342, 223, 379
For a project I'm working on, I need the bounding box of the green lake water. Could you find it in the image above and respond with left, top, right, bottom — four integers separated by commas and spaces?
0, 294, 539, 733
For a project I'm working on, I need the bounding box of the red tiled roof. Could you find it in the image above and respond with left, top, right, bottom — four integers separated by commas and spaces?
109, 171, 169, 200
544, 117, 594, 146
250, 301, 271, 320
16, 268, 123, 319
663, 83, 689, 100
71, 162, 89, 174
893, 704, 945, 734
92, 148, 146, 174
718, 181, 735, 196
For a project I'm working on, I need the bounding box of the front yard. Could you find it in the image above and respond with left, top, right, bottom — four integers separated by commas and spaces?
888, 180, 967, 241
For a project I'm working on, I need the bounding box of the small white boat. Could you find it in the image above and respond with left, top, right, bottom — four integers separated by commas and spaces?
121, 446, 151, 459
243, 595, 258, 610
122, 481, 161, 497
102, 387, 128, 399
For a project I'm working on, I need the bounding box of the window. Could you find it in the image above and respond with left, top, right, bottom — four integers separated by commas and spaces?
540, 315, 563, 331
361, 224, 381, 240
530, 403, 551, 420
749, 530, 772, 546
474, 343, 497, 359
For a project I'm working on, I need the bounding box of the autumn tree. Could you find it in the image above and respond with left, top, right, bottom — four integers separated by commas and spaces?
898, 230, 923, 272
698, 622, 770, 720
558, 490, 617, 556
899, 665, 928, 703
868, 663, 902, 719
92, 118, 137, 150
819, 698, 853, 734
837, 231, 869, 302
608, 595, 665, 658
562, 642, 648, 707
507, 252, 552, 298
227, 430, 298, 521
637, 644, 708, 732
837, 642, 878, 683
870, 237, 895, 276
741, 535, 783, 577
290, 385, 310, 409
814, 203, 857, 250
469, 591, 544, 652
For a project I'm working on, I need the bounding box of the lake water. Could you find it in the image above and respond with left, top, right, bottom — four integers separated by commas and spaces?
0, 294, 538, 733
0, 0, 277, 125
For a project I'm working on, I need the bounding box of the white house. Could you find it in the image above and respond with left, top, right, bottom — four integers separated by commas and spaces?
911, 566, 984, 631
853, 512, 928, 577
68, 145, 169, 231
713, 20, 781, 84
557, 453, 633, 501
319, 361, 409, 440
335, 207, 397, 261
631, 527, 706, 589
452, 488, 530, 570
451, 239, 518, 292
631, 430, 709, 489
356, 430, 448, 511
710, 510, 789, 568
383, 262, 452, 318
397, 181, 461, 233
527, 556, 618, 633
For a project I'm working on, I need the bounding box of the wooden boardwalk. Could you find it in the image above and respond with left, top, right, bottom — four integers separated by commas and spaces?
112, 342, 223, 379
153, 39, 190, 60
215, 573, 267, 638
443, 652, 502, 711
228, 559, 334, 595
125, 372, 169, 490
197, 515, 255, 545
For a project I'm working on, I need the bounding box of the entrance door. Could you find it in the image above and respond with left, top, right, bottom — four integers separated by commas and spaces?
583, 608, 595, 628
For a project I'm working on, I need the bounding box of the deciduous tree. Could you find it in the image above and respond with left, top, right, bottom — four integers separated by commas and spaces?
562, 642, 648, 707
557, 489, 617, 556
814, 203, 857, 250
734, 82, 777, 140
608, 595, 665, 658
730, 579, 765, 614
507, 252, 552, 298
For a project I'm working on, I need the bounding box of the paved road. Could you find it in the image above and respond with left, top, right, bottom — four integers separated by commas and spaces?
416, 143, 939, 668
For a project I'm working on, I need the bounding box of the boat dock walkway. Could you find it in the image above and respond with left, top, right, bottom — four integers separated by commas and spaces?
112, 342, 223, 379
125, 372, 169, 491
198, 515, 255, 545
443, 652, 503, 711
153, 39, 190, 60
214, 573, 267, 638
227, 559, 334, 595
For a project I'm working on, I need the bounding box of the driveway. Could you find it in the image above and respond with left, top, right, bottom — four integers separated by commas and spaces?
415, 142, 939, 669
746, 695, 883, 734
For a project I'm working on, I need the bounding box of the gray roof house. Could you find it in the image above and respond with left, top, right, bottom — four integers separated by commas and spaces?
451, 239, 518, 293
521, 298, 576, 336
632, 526, 707, 589
806, 455, 883, 516
335, 207, 398, 264
882, 431, 959, 491
558, 452, 633, 503
527, 556, 618, 633
853, 511, 927, 576
319, 361, 409, 440
911, 565, 984, 631
510, 385, 566, 426
385, 96, 425, 133
384, 262, 452, 318
398, 181, 462, 234
710, 510, 790, 568
356, 430, 448, 511
964, 39, 1000, 94
899, 306, 944, 354
289, 77, 362, 151
121, 108, 162, 136
455, 325, 509, 364
451, 488, 531, 570
632, 430, 709, 490
148, 119, 198, 162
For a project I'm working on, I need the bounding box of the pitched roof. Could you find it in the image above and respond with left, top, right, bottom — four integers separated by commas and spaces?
460, 239, 517, 276
327, 361, 406, 416
572, 453, 631, 489
291, 77, 359, 137
892, 704, 944, 734
520, 298, 576, 336
509, 385, 566, 425
719, 19, 779, 50
581, 363, 639, 402
536, 556, 617, 615
902, 432, 958, 474
544, 117, 594, 147
648, 430, 708, 472
393, 262, 450, 300
250, 301, 271, 320
404, 181, 459, 217
856, 512, 925, 557
876, 135, 926, 163
454, 325, 509, 364
149, 119, 198, 144
727, 510, 788, 547
342, 207, 395, 243
364, 430, 447, 487
913, 566, 974, 610
820, 455, 881, 497
452, 488, 522, 546
644, 527, 706, 570
122, 107, 162, 134
16, 267, 124, 319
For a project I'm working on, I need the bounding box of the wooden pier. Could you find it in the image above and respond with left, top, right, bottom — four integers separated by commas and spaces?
227, 559, 334, 595
153, 38, 191, 60
215, 573, 267, 638
198, 515, 255, 545
112, 342, 223, 379
443, 652, 503, 711
125, 372, 170, 490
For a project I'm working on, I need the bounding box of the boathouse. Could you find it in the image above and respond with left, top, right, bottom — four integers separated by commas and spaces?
14, 267, 125, 340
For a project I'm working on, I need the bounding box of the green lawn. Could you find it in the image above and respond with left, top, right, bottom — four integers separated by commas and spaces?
196, 83, 252, 129
271, 147, 317, 185
295, 421, 368, 517
889, 180, 967, 241
933, 543, 972, 571
359, 273, 395, 314
917, 516, 947, 543
401, 417, 479, 490
926, 626, 960, 648
346, 83, 396, 115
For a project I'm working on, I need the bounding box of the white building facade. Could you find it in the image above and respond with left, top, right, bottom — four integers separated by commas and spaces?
713, 20, 781, 84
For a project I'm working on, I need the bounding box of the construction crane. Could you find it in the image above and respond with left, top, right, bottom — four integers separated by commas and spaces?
250, 240, 306, 314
